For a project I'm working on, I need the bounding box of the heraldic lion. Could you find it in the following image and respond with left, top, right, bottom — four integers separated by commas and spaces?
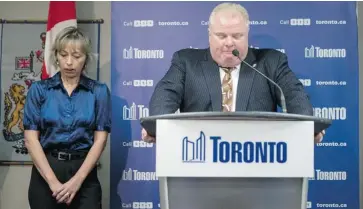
4, 83, 26, 134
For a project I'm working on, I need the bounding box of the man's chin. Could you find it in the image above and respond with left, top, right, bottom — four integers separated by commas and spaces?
220, 59, 241, 67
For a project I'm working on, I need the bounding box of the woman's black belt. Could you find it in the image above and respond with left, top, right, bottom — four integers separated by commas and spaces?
48, 151, 88, 161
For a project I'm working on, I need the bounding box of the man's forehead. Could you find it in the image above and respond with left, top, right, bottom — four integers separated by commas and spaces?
210, 19, 248, 31
219, 17, 244, 26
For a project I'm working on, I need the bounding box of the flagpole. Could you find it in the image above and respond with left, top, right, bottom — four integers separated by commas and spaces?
0, 19, 104, 24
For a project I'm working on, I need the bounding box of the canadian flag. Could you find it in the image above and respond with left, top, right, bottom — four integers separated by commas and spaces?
41, 1, 77, 80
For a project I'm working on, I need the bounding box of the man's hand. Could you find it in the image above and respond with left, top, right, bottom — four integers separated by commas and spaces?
314, 130, 325, 144
141, 128, 156, 143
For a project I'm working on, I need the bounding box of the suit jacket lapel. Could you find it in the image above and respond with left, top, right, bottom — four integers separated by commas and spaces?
201, 50, 222, 111
235, 48, 257, 111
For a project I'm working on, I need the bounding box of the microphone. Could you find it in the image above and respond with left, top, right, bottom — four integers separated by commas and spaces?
232, 49, 287, 113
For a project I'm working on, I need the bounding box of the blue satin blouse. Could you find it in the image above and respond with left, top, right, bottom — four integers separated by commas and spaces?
23, 72, 111, 151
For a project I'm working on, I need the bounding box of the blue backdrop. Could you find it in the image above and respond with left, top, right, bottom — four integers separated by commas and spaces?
111, 2, 359, 209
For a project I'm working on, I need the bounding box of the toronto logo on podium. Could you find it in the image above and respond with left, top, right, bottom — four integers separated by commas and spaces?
182, 131, 206, 163
181, 131, 288, 164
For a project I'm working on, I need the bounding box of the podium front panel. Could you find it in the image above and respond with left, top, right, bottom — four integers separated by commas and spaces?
156, 119, 314, 178
159, 177, 307, 209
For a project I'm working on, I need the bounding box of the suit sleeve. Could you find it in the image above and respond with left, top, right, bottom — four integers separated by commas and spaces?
149, 51, 185, 116
274, 53, 313, 115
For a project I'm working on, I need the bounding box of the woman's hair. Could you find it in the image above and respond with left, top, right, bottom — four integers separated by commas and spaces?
50, 26, 93, 73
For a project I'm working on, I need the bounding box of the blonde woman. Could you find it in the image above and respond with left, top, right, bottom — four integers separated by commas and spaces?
23, 26, 110, 209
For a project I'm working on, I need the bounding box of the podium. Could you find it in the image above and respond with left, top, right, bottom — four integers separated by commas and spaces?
140, 111, 332, 209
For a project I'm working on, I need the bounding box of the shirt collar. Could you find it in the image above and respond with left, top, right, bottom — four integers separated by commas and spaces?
47, 71, 94, 90
219, 64, 241, 72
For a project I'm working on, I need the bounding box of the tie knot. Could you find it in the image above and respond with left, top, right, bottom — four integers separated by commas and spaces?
221, 67, 236, 74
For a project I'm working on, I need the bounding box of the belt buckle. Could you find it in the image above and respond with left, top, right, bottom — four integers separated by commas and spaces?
57, 152, 71, 160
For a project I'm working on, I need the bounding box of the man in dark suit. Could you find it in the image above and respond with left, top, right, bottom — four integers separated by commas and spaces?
142, 2, 325, 142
